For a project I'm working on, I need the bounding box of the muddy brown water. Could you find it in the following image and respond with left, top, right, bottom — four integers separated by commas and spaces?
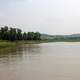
0, 42, 80, 80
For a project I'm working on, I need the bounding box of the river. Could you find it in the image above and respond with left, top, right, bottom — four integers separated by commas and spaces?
0, 42, 80, 80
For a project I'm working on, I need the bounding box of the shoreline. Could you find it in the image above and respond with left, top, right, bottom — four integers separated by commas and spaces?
0, 40, 80, 49
0, 40, 41, 49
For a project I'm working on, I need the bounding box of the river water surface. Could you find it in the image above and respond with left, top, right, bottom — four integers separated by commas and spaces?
0, 42, 80, 80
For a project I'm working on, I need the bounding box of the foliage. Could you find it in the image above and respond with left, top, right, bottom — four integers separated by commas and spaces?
0, 26, 41, 41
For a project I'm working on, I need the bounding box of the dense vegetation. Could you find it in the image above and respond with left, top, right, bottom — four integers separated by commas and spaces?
0, 26, 80, 42
1, 26, 80, 49
0, 26, 41, 41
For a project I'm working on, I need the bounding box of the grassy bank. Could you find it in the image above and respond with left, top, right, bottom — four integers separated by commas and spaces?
0, 39, 80, 49
0, 40, 17, 48
0, 40, 41, 49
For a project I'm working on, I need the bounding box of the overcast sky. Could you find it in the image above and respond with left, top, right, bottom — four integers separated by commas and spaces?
0, 0, 80, 35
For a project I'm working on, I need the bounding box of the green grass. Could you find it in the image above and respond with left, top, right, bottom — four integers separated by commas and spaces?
0, 40, 41, 49
0, 40, 16, 48
0, 39, 80, 49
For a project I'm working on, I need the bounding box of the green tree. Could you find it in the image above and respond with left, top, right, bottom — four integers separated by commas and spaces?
34, 32, 41, 40
27, 32, 35, 40
17, 29, 22, 40
8, 28, 17, 41
23, 32, 27, 40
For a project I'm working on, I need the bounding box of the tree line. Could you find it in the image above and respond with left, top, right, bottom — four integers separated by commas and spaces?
0, 26, 41, 41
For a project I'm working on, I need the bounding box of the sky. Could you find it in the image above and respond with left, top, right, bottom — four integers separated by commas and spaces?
0, 0, 80, 35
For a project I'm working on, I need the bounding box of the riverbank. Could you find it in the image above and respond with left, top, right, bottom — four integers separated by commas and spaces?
0, 40, 42, 49
0, 40, 16, 48
0, 40, 80, 49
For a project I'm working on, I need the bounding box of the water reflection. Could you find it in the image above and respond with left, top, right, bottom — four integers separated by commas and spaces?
0, 44, 41, 69
1, 43, 80, 80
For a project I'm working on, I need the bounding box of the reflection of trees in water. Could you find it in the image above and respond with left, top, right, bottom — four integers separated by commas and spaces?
0, 44, 41, 55
0, 46, 23, 68
22, 44, 41, 54
22, 44, 42, 62
0, 44, 42, 67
